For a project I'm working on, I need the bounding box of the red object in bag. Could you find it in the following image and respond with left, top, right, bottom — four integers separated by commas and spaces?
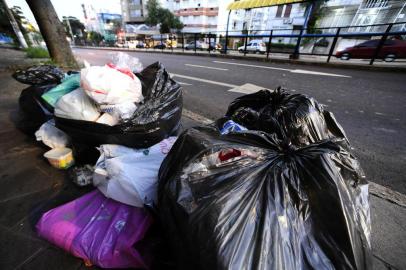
106, 63, 136, 80
218, 149, 241, 162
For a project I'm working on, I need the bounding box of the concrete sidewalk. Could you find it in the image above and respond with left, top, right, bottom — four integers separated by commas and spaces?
0, 49, 404, 269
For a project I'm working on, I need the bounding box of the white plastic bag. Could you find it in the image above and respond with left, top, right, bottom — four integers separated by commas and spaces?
93, 137, 177, 207
100, 101, 137, 120
81, 65, 143, 105
109, 52, 143, 73
55, 88, 100, 121
35, 120, 70, 148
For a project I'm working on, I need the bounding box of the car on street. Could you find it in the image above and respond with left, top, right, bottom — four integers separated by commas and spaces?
336, 39, 406, 62
185, 41, 209, 50
154, 42, 166, 49
238, 40, 267, 54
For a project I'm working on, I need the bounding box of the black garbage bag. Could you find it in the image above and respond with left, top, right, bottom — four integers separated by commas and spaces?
12, 65, 64, 85
16, 84, 55, 135
158, 123, 371, 270
226, 88, 348, 146
55, 62, 182, 148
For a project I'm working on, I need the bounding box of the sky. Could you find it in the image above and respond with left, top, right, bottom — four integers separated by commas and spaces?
5, 0, 121, 27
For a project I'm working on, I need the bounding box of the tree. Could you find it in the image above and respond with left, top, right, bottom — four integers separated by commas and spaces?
146, 0, 183, 33
62, 16, 85, 44
26, 0, 77, 67
302, 0, 330, 33
87, 31, 103, 46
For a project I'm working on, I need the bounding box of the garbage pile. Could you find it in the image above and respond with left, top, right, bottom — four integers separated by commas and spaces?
13, 56, 371, 269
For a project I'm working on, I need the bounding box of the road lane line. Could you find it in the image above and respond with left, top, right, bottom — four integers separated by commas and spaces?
178, 82, 192, 86
213, 61, 290, 71
228, 83, 267, 94
213, 60, 351, 78
290, 69, 351, 78
171, 73, 238, 88
182, 109, 212, 124
185, 64, 228, 71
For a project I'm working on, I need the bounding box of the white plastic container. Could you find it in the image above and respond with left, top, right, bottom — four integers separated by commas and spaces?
44, 147, 74, 169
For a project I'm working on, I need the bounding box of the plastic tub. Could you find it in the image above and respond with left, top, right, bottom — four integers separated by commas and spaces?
44, 147, 74, 169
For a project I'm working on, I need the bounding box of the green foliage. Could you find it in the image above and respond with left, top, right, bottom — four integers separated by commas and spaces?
87, 31, 103, 44
146, 0, 183, 33
302, 0, 330, 33
24, 47, 50, 58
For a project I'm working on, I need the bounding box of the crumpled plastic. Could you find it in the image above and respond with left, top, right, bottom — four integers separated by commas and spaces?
35, 119, 70, 148
158, 122, 371, 270
12, 65, 64, 85
36, 189, 153, 269
55, 62, 182, 148
93, 137, 177, 207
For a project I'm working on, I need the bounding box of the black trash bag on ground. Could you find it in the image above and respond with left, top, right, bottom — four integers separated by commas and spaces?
55, 62, 182, 148
158, 123, 371, 270
226, 88, 348, 146
12, 65, 64, 85
16, 84, 55, 135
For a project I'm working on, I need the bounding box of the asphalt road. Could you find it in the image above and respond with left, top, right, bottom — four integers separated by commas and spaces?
73, 48, 406, 194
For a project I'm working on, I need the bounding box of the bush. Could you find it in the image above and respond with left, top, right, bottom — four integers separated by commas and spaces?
25, 47, 49, 58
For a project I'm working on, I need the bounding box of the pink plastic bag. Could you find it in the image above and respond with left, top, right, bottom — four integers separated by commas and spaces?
36, 190, 153, 268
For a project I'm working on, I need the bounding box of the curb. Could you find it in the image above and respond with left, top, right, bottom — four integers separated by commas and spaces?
73, 46, 406, 73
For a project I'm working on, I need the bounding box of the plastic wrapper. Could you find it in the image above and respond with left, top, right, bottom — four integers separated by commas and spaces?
55, 62, 182, 148
35, 119, 70, 148
41, 73, 80, 106
109, 52, 143, 73
158, 122, 371, 270
93, 137, 177, 207
227, 88, 348, 146
16, 84, 55, 135
12, 65, 64, 85
36, 189, 153, 269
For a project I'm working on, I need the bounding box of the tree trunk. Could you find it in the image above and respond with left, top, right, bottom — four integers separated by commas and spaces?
26, 0, 77, 68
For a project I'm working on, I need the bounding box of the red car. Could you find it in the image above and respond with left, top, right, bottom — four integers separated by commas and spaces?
336, 39, 406, 62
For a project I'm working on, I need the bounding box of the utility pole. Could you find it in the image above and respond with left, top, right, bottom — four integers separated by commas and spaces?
1, 0, 28, 48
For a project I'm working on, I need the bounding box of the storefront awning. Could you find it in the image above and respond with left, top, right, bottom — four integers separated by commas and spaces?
227, 0, 306, 11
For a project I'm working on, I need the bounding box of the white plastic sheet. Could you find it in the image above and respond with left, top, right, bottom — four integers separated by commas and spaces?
54, 88, 100, 121
35, 119, 70, 148
93, 137, 177, 207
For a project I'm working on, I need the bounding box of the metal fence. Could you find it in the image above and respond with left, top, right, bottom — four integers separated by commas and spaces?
83, 21, 406, 65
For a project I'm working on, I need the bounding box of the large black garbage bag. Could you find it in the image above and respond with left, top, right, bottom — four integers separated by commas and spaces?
16, 84, 55, 135
226, 88, 348, 146
158, 123, 371, 270
12, 65, 64, 85
55, 62, 182, 148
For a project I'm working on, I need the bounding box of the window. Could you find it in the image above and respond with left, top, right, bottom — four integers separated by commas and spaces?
276, 5, 283, 18
130, 10, 141, 17
359, 40, 379, 47
284, 4, 292, 18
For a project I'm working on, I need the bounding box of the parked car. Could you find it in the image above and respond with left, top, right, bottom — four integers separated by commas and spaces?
136, 42, 145, 48
238, 40, 266, 54
185, 41, 209, 50
154, 42, 166, 49
336, 39, 406, 62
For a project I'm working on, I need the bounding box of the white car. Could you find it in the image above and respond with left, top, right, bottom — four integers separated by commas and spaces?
238, 40, 267, 54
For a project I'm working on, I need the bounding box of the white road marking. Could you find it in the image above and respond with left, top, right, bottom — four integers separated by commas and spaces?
228, 83, 267, 94
182, 109, 213, 124
178, 82, 192, 86
213, 60, 351, 78
213, 61, 290, 71
171, 73, 238, 88
290, 69, 351, 78
185, 64, 228, 71
375, 112, 385, 115
87, 52, 95, 55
